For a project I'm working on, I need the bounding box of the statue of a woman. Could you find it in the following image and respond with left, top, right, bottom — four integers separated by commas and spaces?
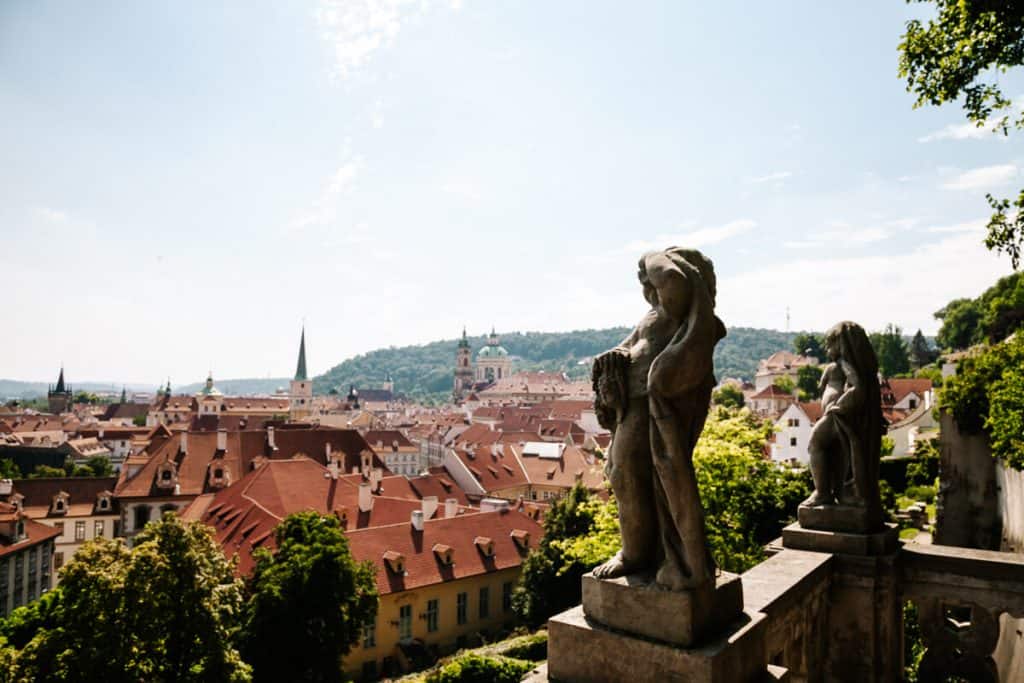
801, 321, 885, 530
591, 247, 726, 591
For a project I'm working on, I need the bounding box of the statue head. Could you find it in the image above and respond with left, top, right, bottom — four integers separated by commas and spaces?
824, 321, 878, 379
638, 247, 726, 343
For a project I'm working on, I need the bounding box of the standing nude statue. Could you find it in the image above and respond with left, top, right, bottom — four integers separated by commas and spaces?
801, 321, 885, 529
591, 247, 726, 591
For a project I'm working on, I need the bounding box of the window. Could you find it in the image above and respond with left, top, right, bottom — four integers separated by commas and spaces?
94, 520, 105, 538
426, 598, 439, 632
54, 522, 64, 538
399, 604, 412, 640
789, 437, 798, 447
479, 586, 489, 619
788, 418, 800, 427
27, 551, 37, 602
75, 521, 86, 541
362, 620, 376, 648
456, 592, 468, 625
134, 506, 151, 531
503, 581, 513, 612
909, 398, 918, 409
54, 552, 64, 570
13, 555, 24, 608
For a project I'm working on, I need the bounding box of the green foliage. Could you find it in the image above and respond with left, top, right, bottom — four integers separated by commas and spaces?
772, 375, 796, 394
903, 601, 925, 682
1, 515, 251, 682
242, 511, 378, 683
314, 327, 802, 401
935, 273, 1024, 350
904, 485, 937, 505
792, 332, 826, 362
72, 391, 101, 405
693, 408, 811, 572
914, 366, 943, 388
796, 365, 822, 401
711, 384, 745, 409
880, 435, 895, 458
550, 496, 620, 572
909, 330, 936, 369
83, 456, 114, 477
940, 332, 1024, 469
512, 485, 599, 627
899, 2, 1024, 268
0, 459, 19, 479
424, 653, 532, 683
132, 414, 147, 427
869, 324, 911, 377
27, 465, 66, 479
907, 438, 940, 487
492, 632, 547, 662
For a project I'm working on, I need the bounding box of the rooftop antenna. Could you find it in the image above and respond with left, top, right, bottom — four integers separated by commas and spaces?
785, 306, 791, 333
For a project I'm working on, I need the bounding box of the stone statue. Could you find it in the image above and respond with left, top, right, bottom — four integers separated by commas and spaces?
591, 247, 726, 591
800, 321, 885, 531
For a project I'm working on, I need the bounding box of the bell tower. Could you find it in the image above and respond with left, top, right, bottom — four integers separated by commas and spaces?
289, 327, 313, 420
453, 327, 474, 401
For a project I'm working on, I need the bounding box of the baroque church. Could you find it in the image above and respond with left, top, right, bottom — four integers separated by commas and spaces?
452, 327, 512, 400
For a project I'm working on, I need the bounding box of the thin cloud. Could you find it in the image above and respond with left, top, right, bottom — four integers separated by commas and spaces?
941, 164, 1018, 191
33, 207, 69, 223
287, 159, 362, 231
623, 219, 757, 253
749, 171, 792, 184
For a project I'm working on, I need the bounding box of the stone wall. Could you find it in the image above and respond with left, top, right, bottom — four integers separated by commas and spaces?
934, 413, 1002, 549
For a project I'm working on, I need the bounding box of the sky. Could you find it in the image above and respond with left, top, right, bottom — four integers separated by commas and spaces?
1, 0, 1020, 384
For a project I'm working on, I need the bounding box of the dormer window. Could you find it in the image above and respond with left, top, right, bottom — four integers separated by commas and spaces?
510, 529, 531, 550
474, 536, 495, 557
161, 470, 172, 481
383, 550, 406, 574
432, 543, 455, 566
51, 492, 70, 516
97, 496, 110, 511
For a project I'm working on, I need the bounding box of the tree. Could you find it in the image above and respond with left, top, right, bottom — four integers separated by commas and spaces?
792, 333, 826, 362
712, 384, 745, 409
796, 365, 823, 401
3, 515, 251, 683
0, 459, 19, 479
773, 375, 796, 394
242, 512, 378, 683
899, 1, 1024, 269
909, 330, 936, 369
83, 456, 114, 477
869, 324, 911, 377
935, 298, 983, 351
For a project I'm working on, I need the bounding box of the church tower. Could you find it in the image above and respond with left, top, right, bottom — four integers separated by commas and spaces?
47, 366, 72, 414
453, 327, 474, 401
290, 327, 313, 420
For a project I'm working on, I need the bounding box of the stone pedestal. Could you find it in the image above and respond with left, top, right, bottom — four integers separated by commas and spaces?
545, 572, 778, 682
797, 502, 883, 534
782, 522, 898, 556
581, 571, 743, 647
547, 605, 768, 683
781, 522, 902, 682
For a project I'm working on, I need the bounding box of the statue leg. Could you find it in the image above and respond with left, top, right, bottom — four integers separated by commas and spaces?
593, 399, 657, 579
804, 416, 838, 506
649, 411, 714, 590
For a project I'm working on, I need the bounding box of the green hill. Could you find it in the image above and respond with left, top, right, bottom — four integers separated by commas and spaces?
313, 326, 801, 401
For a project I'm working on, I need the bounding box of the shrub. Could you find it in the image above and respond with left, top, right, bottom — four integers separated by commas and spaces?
494, 632, 547, 662
425, 654, 532, 683
904, 485, 936, 504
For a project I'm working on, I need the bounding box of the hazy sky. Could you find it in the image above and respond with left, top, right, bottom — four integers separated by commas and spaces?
1, 1, 1019, 384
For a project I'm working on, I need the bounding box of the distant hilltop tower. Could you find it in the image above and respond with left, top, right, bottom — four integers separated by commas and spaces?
453, 327, 474, 401
290, 326, 313, 420
475, 326, 511, 383
48, 366, 72, 414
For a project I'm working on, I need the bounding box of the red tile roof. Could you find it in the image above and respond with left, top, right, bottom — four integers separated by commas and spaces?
346, 509, 543, 595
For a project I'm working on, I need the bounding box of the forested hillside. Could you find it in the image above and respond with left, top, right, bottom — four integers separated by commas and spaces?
313, 327, 801, 401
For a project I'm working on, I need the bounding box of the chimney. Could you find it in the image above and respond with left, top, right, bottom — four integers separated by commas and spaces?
98, 428, 104, 439
327, 459, 339, 479
217, 428, 227, 452
445, 498, 458, 518
421, 496, 439, 520
0, 480, 12, 496
370, 468, 383, 491
410, 509, 424, 531
325, 442, 332, 459
267, 426, 276, 449
180, 432, 188, 455
358, 482, 373, 512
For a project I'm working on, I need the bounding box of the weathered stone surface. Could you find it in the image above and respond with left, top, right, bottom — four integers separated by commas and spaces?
797, 502, 883, 534
547, 605, 768, 683
781, 522, 897, 556
581, 570, 743, 647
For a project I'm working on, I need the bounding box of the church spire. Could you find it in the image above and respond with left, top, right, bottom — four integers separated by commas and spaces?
294, 327, 308, 381
120, 386, 127, 404
55, 366, 66, 393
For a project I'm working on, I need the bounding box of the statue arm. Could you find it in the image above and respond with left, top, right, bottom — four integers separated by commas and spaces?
831, 359, 865, 415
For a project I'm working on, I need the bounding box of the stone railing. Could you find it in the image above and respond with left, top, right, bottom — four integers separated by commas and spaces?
901, 544, 1024, 682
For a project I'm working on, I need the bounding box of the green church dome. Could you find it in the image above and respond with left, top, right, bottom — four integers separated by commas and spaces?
478, 345, 509, 358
